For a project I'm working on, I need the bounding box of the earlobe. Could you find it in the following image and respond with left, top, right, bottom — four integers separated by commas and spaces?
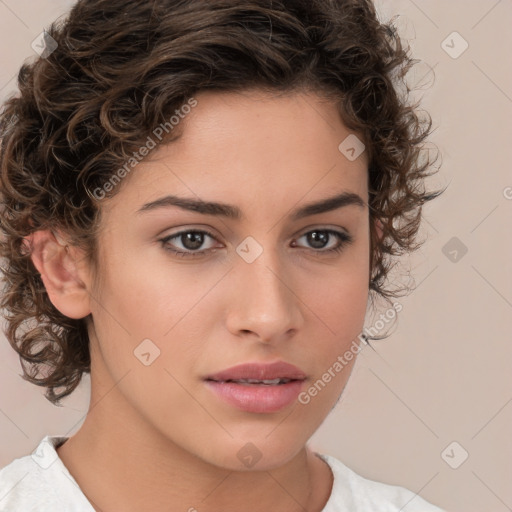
25, 230, 92, 319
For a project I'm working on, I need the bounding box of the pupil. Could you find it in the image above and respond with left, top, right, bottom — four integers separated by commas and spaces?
308, 231, 328, 249
182, 232, 204, 250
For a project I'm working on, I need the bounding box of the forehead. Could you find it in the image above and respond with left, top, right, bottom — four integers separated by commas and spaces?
101, 89, 368, 220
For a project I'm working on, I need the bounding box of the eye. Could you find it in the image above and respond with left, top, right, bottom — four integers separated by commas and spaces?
292, 229, 353, 254
159, 229, 220, 258
159, 227, 353, 259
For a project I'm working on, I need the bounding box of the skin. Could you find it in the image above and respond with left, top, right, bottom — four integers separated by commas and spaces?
29, 89, 377, 511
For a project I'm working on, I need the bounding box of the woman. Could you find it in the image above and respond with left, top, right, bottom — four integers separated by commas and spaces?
0, 0, 445, 510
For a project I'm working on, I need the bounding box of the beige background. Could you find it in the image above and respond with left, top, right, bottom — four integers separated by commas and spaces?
0, 1, 510, 511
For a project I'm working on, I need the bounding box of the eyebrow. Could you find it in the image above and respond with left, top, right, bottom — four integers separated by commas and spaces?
136, 191, 366, 220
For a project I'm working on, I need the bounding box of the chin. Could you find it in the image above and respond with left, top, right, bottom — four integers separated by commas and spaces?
194, 429, 311, 472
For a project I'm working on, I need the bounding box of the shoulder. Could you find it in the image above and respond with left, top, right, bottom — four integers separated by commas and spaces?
318, 453, 445, 512
0, 435, 94, 512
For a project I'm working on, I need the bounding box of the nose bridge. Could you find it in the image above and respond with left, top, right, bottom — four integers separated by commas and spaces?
227, 238, 301, 340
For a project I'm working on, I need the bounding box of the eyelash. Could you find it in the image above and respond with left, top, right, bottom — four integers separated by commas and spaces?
158, 228, 353, 259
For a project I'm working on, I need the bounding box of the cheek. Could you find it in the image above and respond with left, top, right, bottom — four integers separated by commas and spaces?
88, 252, 223, 386
305, 246, 369, 339
92, 247, 204, 333
297, 241, 369, 406
296, 268, 367, 416
305, 276, 367, 386
316, 270, 369, 322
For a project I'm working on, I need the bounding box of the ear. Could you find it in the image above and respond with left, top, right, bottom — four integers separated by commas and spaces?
25, 230, 92, 319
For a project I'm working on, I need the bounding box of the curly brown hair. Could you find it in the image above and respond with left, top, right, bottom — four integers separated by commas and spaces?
0, 0, 442, 405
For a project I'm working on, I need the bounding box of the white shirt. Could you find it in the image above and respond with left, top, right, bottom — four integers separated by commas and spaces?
0, 435, 445, 511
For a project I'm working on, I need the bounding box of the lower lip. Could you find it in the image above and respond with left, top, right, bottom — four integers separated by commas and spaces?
204, 380, 305, 413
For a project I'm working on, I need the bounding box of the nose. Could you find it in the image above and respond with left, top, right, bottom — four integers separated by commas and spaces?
224, 247, 304, 344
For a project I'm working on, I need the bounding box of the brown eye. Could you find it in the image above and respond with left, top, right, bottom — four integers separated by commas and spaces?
159, 230, 219, 257
293, 229, 353, 254
179, 231, 206, 250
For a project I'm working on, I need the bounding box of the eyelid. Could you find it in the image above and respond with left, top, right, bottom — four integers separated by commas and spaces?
160, 228, 221, 247
295, 224, 350, 238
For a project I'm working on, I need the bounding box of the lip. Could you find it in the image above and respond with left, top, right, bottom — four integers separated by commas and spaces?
205, 361, 307, 382
204, 361, 307, 413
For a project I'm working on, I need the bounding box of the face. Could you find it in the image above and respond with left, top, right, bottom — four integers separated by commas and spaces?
85, 89, 370, 470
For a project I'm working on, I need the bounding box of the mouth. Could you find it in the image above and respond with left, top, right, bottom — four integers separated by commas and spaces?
206, 377, 299, 385
204, 361, 307, 382
204, 361, 307, 413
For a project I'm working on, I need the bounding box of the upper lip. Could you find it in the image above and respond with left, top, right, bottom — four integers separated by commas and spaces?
205, 361, 307, 382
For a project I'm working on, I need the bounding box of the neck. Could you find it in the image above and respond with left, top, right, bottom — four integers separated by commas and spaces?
57, 375, 332, 512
